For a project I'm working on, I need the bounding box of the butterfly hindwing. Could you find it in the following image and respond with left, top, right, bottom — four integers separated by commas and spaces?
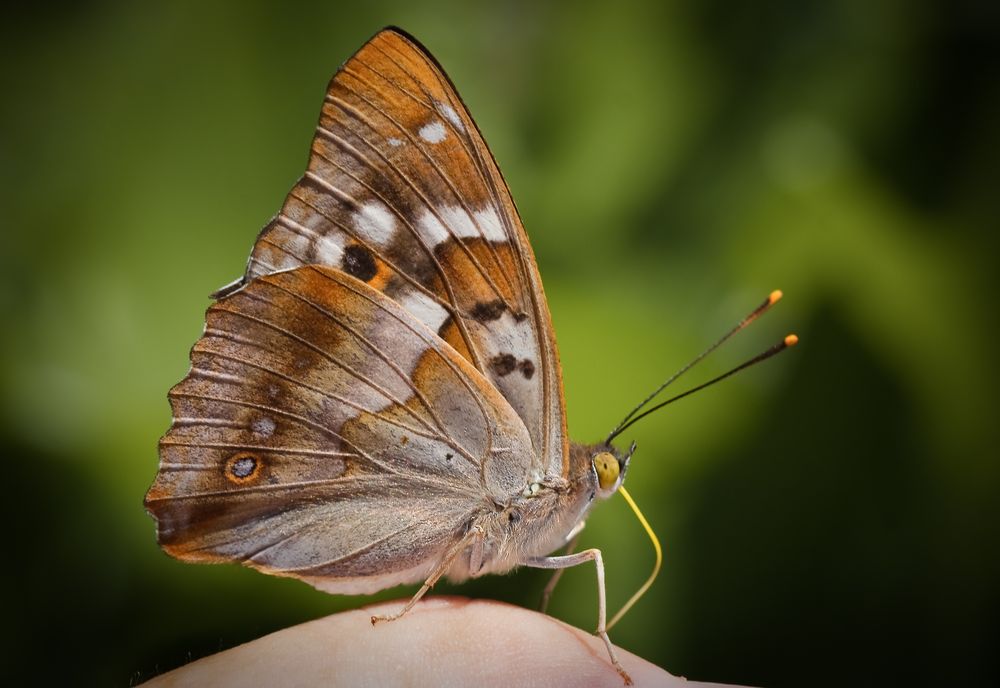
236, 28, 568, 477
146, 265, 535, 592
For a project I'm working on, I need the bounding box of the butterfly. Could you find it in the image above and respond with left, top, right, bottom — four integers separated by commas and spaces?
145, 26, 798, 685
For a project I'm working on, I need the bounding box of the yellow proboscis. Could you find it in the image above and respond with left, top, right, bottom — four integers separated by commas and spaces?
607, 485, 663, 630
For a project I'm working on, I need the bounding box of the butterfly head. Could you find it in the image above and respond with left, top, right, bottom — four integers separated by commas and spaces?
591, 440, 636, 499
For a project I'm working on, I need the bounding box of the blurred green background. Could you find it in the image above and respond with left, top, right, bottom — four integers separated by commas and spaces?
2, 1, 998, 685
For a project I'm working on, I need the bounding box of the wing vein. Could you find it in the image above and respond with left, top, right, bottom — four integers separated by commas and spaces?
211, 296, 444, 441
318, 93, 485, 369
168, 390, 397, 475
192, 347, 446, 443
357, 46, 522, 304
317, 268, 496, 470
287, 177, 455, 320
246, 278, 454, 444
333, 75, 517, 316
159, 439, 355, 459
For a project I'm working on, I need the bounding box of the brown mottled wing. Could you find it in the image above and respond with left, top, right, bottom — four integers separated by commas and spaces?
146, 266, 534, 593
233, 28, 567, 478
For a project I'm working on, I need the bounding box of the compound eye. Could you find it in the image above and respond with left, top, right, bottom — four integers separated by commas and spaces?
593, 451, 620, 490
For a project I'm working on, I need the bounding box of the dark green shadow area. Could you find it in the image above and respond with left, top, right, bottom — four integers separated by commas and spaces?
673, 303, 999, 687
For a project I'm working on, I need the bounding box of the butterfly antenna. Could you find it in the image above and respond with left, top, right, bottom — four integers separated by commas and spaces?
607, 485, 662, 630
606, 290, 785, 444
609, 334, 799, 439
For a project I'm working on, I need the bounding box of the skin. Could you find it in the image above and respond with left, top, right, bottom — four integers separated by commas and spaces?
140, 597, 750, 687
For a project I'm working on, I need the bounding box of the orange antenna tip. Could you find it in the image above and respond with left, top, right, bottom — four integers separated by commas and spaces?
607, 289, 797, 443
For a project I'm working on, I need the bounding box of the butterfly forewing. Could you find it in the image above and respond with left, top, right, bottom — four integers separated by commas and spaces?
147, 265, 536, 591
238, 28, 567, 477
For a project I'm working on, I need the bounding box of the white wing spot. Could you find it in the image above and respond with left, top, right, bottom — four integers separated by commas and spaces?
398, 289, 450, 332
441, 206, 478, 239
252, 417, 276, 438
416, 206, 509, 246
314, 234, 344, 264
388, 137, 403, 147
418, 120, 447, 144
474, 206, 507, 242
354, 201, 396, 248
416, 210, 449, 246
436, 101, 465, 132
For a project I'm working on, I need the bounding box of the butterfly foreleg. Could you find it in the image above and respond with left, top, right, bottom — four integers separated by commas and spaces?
525, 548, 633, 686
370, 525, 484, 626
539, 520, 586, 613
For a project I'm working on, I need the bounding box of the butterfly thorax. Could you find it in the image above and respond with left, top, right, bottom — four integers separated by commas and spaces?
453, 441, 626, 581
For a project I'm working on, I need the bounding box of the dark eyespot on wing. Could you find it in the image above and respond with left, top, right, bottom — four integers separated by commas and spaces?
342, 244, 378, 282
489, 354, 533, 379
224, 453, 262, 484
471, 299, 506, 322
490, 353, 517, 376
232, 456, 256, 477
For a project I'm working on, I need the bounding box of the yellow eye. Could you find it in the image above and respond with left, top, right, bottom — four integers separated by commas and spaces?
593, 451, 620, 490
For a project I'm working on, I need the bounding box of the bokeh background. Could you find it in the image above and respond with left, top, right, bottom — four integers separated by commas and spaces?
3, 1, 998, 685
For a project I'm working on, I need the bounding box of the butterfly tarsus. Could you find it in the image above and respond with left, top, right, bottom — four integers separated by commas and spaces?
527, 547, 633, 685
370, 526, 483, 626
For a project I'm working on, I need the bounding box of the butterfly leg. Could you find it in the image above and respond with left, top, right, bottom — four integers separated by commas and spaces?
539, 520, 586, 613
526, 548, 633, 685
370, 526, 482, 626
